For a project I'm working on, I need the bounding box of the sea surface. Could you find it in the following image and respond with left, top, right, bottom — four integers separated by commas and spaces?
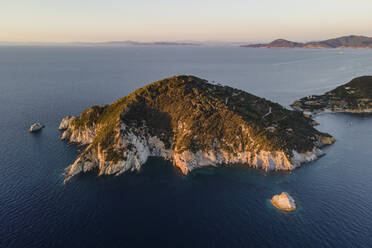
1, 45, 372, 248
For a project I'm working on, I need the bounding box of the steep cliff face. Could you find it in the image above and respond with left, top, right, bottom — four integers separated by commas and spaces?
292, 76, 372, 114
60, 75, 334, 183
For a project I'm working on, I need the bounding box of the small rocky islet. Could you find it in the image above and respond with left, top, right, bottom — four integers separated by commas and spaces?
29, 123, 45, 132
292, 76, 372, 115
59, 75, 335, 183
271, 192, 297, 211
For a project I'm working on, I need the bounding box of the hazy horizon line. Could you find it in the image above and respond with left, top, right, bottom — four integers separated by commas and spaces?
1, 34, 371, 46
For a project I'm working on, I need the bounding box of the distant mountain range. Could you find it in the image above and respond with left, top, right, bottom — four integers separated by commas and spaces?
241, 35, 372, 49
71, 40, 249, 46
0, 41, 203, 46
2, 36, 372, 48
75, 41, 202, 46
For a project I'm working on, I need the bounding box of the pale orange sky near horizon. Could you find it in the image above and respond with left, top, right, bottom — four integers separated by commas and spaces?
1, 0, 372, 43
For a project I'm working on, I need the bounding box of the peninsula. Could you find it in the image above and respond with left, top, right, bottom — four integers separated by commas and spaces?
241, 35, 372, 49
292, 76, 372, 114
59, 76, 335, 183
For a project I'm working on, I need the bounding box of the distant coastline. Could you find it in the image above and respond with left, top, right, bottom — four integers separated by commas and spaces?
74, 41, 202, 46
3, 35, 372, 49
0, 40, 202, 47
241, 35, 372, 49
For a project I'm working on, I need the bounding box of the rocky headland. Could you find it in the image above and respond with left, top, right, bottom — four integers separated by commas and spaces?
59, 75, 335, 183
292, 76, 372, 115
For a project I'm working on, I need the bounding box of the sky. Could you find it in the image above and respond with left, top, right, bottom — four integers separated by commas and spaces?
1, 0, 372, 43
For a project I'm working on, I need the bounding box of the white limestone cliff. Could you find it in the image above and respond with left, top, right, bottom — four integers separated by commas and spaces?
60, 116, 334, 183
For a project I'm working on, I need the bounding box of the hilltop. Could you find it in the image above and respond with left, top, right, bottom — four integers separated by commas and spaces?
59, 76, 334, 183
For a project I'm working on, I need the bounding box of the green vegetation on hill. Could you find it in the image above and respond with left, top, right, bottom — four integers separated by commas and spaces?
292, 76, 372, 113
70, 75, 330, 163
331, 76, 372, 99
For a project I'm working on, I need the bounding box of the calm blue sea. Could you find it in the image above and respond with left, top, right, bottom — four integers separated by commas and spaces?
1, 45, 372, 248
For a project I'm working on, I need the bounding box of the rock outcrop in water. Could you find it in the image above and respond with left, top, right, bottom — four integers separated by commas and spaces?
29, 123, 44, 132
292, 76, 372, 114
59, 75, 335, 183
271, 192, 296, 211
